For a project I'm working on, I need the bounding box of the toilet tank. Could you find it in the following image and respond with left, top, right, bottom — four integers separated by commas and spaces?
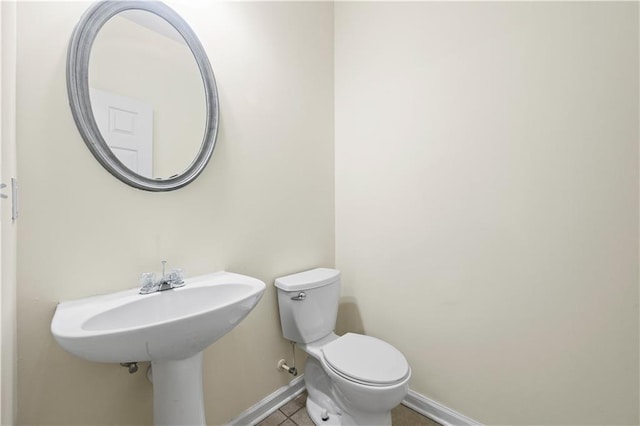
274, 268, 341, 343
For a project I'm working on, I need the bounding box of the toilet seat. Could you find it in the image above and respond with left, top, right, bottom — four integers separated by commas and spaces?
321, 333, 410, 386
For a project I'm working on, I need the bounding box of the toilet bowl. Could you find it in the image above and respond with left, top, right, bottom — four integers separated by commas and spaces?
302, 332, 411, 425
275, 268, 411, 425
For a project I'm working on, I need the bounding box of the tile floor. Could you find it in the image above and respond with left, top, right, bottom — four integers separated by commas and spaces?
256, 392, 440, 426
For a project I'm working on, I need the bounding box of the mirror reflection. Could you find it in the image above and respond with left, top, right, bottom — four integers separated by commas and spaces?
88, 10, 206, 179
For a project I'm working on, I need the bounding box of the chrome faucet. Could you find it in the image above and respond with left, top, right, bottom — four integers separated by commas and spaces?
139, 260, 185, 294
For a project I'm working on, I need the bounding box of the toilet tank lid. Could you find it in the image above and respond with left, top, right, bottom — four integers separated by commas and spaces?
274, 268, 340, 291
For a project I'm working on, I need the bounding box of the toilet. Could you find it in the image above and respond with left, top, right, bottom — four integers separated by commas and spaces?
275, 268, 411, 426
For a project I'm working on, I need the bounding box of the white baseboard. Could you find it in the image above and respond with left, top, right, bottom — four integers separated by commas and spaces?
402, 389, 482, 426
226, 376, 481, 426
226, 375, 305, 426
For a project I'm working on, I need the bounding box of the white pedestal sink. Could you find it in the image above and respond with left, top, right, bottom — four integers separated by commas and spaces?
51, 271, 265, 425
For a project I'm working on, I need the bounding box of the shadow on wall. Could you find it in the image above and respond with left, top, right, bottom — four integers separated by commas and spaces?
336, 297, 365, 336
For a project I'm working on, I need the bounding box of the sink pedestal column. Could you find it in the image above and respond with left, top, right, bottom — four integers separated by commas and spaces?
152, 352, 206, 426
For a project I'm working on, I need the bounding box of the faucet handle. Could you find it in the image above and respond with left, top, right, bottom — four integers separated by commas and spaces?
139, 272, 159, 294
169, 268, 185, 287
140, 272, 155, 286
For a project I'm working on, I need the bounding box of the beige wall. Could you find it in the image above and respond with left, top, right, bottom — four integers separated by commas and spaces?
16, 1, 333, 425
335, 2, 639, 425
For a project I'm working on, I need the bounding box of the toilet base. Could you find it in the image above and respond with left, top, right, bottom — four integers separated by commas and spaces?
304, 356, 396, 426
307, 396, 342, 426
307, 396, 392, 426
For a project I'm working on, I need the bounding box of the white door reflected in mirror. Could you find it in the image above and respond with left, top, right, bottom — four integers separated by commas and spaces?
90, 88, 153, 177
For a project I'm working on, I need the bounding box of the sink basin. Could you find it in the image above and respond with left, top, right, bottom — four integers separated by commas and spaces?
51, 271, 265, 425
51, 271, 265, 362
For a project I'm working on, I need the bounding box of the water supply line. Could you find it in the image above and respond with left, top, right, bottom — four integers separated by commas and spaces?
277, 342, 298, 376
120, 362, 138, 374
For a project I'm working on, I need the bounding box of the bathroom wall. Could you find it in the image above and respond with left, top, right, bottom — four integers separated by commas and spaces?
16, 1, 333, 424
335, 2, 639, 425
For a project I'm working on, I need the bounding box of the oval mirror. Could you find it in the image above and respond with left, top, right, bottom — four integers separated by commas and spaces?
67, 1, 219, 191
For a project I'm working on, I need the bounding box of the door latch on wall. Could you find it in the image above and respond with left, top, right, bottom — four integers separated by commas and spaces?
1, 178, 18, 221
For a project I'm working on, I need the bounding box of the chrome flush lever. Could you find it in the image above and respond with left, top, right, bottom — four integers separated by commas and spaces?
291, 292, 306, 301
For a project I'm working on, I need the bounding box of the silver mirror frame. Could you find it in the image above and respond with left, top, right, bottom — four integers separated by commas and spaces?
67, 0, 219, 192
